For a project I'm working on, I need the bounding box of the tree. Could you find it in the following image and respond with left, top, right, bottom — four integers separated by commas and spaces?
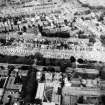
34, 98, 42, 105
40, 73, 45, 82
99, 66, 105, 80
100, 35, 105, 46
23, 69, 38, 103
0, 38, 6, 45
70, 56, 76, 63
77, 58, 84, 64
59, 60, 67, 73
8, 65, 15, 76
22, 26, 27, 32
101, 95, 105, 105
89, 36, 96, 44
34, 52, 43, 61
77, 96, 84, 104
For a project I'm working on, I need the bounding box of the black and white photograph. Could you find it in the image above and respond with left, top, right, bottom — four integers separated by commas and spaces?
0, 0, 105, 105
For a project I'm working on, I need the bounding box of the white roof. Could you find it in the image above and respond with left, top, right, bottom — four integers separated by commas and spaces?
0, 89, 4, 96
76, 68, 99, 74
24, 0, 40, 6
43, 102, 55, 105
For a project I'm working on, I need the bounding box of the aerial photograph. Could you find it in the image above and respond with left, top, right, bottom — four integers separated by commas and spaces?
0, 0, 105, 105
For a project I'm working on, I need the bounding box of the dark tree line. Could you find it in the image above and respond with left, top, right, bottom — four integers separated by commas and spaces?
0, 52, 43, 65
21, 69, 38, 103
